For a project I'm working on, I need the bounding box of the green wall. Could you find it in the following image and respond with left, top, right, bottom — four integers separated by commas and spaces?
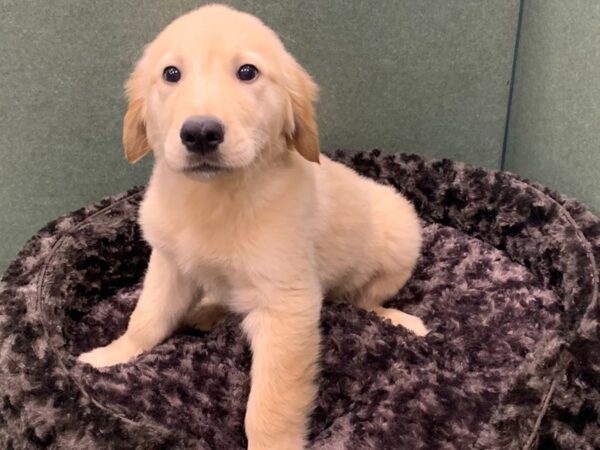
505, 1, 600, 212
1, 1, 598, 273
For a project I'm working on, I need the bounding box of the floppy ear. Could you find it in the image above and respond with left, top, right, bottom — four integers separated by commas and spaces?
284, 60, 320, 163
123, 64, 151, 164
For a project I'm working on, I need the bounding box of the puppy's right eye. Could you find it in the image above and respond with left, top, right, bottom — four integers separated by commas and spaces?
163, 66, 181, 83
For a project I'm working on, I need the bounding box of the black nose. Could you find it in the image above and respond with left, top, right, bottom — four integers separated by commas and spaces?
180, 116, 225, 154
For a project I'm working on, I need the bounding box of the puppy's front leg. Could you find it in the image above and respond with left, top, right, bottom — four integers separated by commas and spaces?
242, 289, 321, 450
78, 249, 194, 368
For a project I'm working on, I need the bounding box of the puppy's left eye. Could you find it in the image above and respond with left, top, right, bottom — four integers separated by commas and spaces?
237, 64, 259, 82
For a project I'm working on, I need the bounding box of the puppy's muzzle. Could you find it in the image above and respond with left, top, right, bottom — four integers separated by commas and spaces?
180, 116, 225, 154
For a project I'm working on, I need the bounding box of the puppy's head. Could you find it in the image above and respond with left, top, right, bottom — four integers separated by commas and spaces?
123, 4, 319, 180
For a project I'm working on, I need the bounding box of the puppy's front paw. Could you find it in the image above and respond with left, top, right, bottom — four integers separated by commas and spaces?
245, 419, 306, 450
78, 337, 142, 368
247, 434, 305, 450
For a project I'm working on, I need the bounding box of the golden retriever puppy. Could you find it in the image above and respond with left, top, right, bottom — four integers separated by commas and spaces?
79, 4, 426, 449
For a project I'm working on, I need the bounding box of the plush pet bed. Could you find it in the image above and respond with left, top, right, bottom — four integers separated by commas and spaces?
1, 150, 598, 450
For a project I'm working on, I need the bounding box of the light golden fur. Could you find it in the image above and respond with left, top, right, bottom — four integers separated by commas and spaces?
79, 5, 426, 449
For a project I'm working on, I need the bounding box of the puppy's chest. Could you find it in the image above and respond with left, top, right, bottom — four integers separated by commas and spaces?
143, 206, 267, 280
155, 221, 239, 265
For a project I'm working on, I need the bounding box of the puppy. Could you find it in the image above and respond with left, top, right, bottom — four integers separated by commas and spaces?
79, 5, 426, 449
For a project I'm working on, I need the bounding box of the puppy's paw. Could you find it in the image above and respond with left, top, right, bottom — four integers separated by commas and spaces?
78, 337, 142, 368
245, 414, 306, 450
246, 434, 305, 450
183, 302, 228, 332
376, 307, 429, 336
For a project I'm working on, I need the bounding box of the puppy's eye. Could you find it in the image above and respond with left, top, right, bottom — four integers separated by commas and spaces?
163, 66, 181, 83
237, 64, 259, 82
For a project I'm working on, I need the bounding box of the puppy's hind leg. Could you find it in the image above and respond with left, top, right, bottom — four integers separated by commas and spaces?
182, 289, 229, 332
355, 272, 428, 336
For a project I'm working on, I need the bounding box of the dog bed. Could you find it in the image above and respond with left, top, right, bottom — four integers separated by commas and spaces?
1, 150, 598, 450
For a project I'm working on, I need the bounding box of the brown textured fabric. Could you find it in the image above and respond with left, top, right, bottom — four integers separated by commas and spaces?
1, 150, 598, 449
